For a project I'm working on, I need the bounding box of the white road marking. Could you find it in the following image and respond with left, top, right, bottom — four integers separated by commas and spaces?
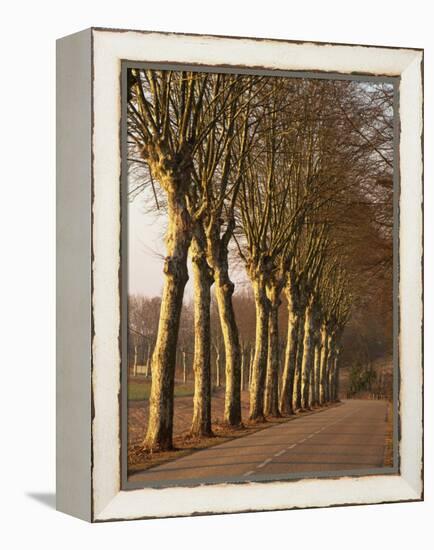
244, 405, 363, 478
257, 458, 272, 469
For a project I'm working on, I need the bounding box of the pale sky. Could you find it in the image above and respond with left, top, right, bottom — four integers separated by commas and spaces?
128, 193, 200, 301
128, 191, 249, 300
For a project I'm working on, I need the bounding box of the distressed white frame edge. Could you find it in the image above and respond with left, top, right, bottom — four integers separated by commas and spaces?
90, 29, 423, 522
56, 28, 93, 522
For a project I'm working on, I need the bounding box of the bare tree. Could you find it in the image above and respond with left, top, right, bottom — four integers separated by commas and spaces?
191, 74, 263, 427
128, 69, 242, 450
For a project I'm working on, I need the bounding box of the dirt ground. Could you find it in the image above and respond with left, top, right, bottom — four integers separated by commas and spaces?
128, 384, 250, 448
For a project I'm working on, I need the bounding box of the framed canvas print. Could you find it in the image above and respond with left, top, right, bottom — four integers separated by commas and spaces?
56, 27, 423, 522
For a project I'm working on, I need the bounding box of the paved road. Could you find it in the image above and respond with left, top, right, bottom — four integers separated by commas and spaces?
129, 399, 389, 485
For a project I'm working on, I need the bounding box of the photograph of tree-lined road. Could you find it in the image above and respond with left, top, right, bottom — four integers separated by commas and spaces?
125, 68, 394, 485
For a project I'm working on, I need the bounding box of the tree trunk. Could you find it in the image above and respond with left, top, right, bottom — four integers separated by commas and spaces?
325, 334, 333, 402
133, 344, 138, 377
300, 300, 314, 410
318, 323, 329, 406
249, 280, 270, 422
312, 340, 321, 407
279, 290, 299, 415
330, 355, 336, 401
143, 192, 191, 452
331, 338, 337, 402
249, 347, 254, 389
182, 351, 187, 384
214, 345, 221, 388
292, 308, 306, 411
333, 347, 340, 401
190, 235, 214, 438
240, 346, 245, 391
213, 257, 242, 426
308, 358, 314, 409
264, 293, 281, 417
327, 338, 338, 402
145, 343, 151, 378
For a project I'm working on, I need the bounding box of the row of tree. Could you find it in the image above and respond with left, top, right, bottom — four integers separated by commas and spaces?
128, 290, 342, 392
127, 69, 393, 451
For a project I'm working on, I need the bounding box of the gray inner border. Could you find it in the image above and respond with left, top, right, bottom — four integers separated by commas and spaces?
120, 61, 400, 491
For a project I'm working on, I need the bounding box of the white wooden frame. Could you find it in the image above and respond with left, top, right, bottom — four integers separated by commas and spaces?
56, 27, 423, 522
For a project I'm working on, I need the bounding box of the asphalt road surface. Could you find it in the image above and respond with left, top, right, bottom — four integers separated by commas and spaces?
129, 399, 389, 485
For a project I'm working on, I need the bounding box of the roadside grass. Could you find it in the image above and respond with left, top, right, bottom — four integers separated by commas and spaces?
128, 377, 195, 401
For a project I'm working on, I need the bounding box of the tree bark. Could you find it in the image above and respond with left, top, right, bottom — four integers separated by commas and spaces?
143, 191, 191, 452
292, 308, 306, 411
249, 280, 270, 422
333, 347, 340, 401
312, 340, 321, 407
209, 237, 242, 426
249, 347, 254, 389
133, 344, 138, 377
308, 357, 314, 409
300, 299, 315, 410
264, 291, 281, 417
240, 346, 245, 391
182, 351, 187, 384
145, 343, 151, 378
325, 333, 334, 402
327, 338, 339, 402
190, 234, 214, 438
214, 344, 221, 388
318, 323, 329, 406
279, 288, 299, 415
